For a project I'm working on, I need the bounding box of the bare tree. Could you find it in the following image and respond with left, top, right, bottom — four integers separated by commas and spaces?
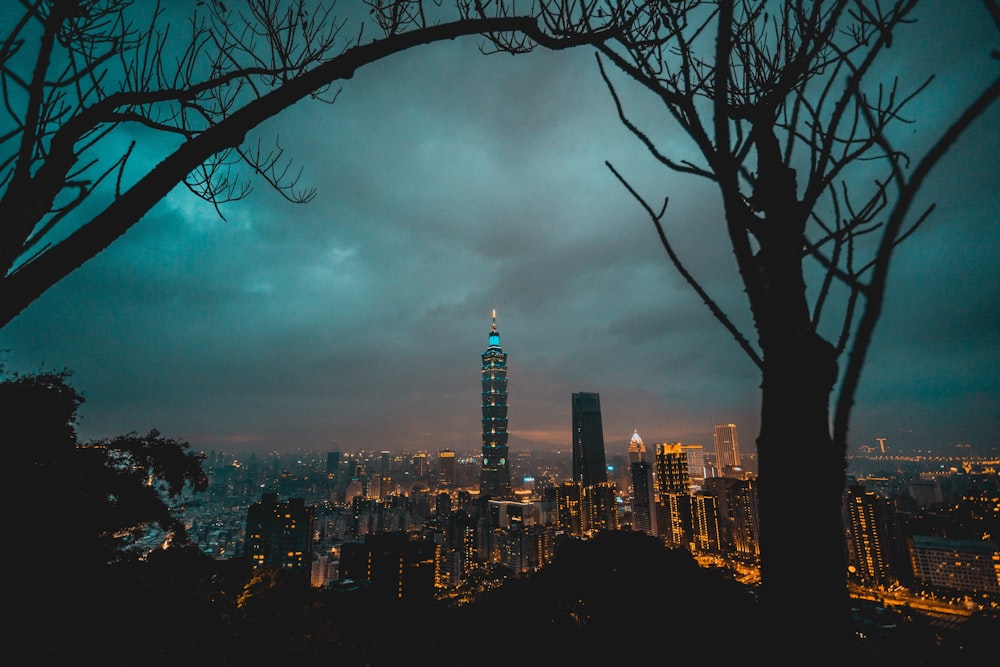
0, 0, 623, 327
596, 0, 1000, 656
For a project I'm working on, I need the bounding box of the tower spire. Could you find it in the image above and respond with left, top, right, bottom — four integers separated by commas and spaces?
488, 309, 500, 348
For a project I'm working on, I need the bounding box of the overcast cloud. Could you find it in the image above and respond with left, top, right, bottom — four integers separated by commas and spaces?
1, 2, 997, 457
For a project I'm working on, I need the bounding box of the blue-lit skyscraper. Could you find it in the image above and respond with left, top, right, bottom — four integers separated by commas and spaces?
480, 310, 514, 499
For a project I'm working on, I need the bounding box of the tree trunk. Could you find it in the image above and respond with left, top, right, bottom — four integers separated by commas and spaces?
752, 239, 854, 655
744, 150, 855, 655
756, 334, 853, 655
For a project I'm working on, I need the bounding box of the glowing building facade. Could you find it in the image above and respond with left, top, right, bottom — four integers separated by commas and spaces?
479, 310, 514, 499
713, 423, 742, 477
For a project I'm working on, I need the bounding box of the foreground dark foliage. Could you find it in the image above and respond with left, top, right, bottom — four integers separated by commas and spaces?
16, 530, 998, 666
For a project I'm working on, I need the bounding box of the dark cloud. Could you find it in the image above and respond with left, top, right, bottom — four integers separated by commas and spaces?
1, 2, 997, 458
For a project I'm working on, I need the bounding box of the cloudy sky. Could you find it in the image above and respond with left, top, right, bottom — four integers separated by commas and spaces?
1, 2, 997, 458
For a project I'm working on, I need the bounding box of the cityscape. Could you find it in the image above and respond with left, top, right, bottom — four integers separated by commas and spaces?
161, 313, 999, 631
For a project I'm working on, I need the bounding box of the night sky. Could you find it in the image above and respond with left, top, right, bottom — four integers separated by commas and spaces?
1, 2, 997, 457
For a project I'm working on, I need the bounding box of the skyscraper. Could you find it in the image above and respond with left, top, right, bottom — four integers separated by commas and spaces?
845, 481, 897, 587
655, 442, 692, 548
571, 392, 608, 487
438, 449, 456, 487
713, 423, 742, 477
629, 460, 657, 536
479, 310, 514, 500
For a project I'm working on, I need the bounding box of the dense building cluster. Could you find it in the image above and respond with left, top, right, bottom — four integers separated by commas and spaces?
165, 312, 999, 618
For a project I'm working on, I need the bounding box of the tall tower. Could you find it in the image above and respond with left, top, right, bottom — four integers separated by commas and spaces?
571, 392, 608, 487
479, 310, 514, 500
713, 423, 742, 477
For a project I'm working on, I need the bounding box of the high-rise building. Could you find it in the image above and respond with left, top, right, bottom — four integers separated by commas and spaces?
325, 450, 343, 502
730, 478, 761, 559
411, 452, 428, 478
845, 481, 897, 587
713, 423, 742, 477
627, 430, 646, 497
555, 481, 584, 536
438, 449, 456, 487
655, 443, 692, 548
681, 444, 706, 485
571, 392, 608, 487
654, 442, 690, 496
243, 492, 316, 576
585, 482, 619, 534
662, 492, 693, 549
691, 491, 722, 554
326, 451, 341, 478
629, 460, 657, 536
480, 310, 514, 500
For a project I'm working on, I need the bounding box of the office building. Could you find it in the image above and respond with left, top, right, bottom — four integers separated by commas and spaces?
571, 391, 608, 487
681, 443, 706, 486
713, 423, 742, 477
479, 310, 514, 499
438, 449, 456, 487
654, 442, 690, 496
629, 460, 657, 536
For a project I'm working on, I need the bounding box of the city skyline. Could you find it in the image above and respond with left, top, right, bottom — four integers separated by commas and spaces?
0, 3, 996, 457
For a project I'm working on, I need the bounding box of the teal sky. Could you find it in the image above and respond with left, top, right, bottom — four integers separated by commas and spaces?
0, 2, 997, 456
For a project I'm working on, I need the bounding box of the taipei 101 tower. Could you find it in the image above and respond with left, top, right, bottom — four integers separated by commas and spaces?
479, 310, 514, 499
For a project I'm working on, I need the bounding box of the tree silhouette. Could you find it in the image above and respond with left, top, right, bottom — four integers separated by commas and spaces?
594, 0, 1000, 656
0, 0, 623, 327
3, 367, 220, 661
4, 368, 208, 568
